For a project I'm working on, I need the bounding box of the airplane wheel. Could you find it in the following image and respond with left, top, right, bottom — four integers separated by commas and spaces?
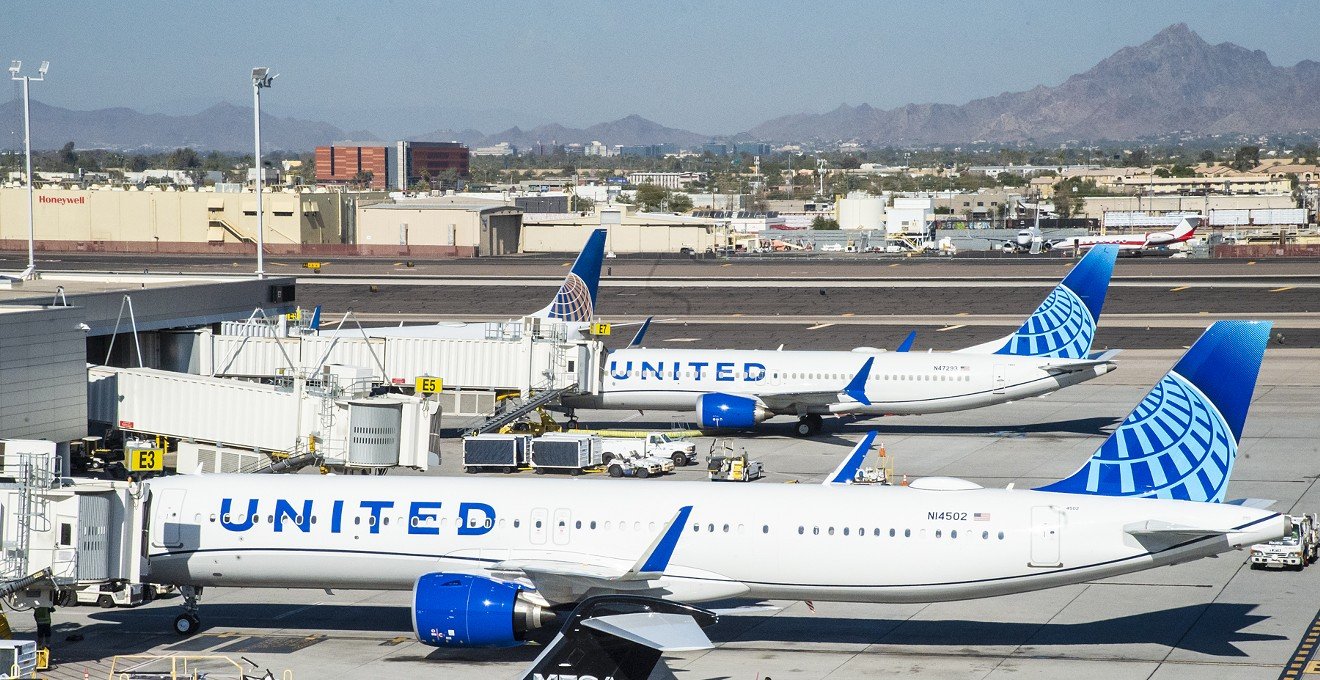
173, 613, 200, 637
795, 420, 813, 437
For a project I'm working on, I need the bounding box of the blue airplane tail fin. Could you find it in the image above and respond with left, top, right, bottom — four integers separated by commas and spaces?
1036, 320, 1271, 503
991, 244, 1118, 359
540, 229, 606, 322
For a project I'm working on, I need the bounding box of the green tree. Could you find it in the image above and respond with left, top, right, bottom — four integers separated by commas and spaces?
1198, 150, 1216, 164
634, 183, 668, 211
810, 215, 840, 230
1232, 145, 1260, 171
59, 142, 77, 171
572, 195, 595, 212
668, 193, 693, 213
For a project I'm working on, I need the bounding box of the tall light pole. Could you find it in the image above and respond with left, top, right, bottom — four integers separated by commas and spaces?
251, 67, 275, 278
9, 60, 48, 280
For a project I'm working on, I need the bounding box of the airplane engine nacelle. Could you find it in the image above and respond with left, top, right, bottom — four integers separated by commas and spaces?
412, 573, 550, 647
1147, 231, 1174, 243
696, 393, 770, 429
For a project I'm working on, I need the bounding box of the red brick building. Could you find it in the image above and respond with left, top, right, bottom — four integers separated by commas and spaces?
314, 143, 390, 190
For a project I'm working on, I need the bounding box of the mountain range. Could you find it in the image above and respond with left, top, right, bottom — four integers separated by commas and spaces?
2, 24, 1318, 152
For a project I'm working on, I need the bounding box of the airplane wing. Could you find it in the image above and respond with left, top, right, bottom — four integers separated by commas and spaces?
755, 357, 874, 411
487, 506, 693, 602
519, 595, 717, 680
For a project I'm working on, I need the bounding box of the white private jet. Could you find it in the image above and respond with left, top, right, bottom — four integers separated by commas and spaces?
564, 244, 1122, 435
1050, 217, 1198, 254
142, 320, 1283, 658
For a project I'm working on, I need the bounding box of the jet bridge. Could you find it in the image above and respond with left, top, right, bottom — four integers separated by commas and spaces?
0, 440, 143, 609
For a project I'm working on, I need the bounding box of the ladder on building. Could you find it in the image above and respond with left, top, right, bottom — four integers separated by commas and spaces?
0, 453, 56, 582
470, 383, 579, 436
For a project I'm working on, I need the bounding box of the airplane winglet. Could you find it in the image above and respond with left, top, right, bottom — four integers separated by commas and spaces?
629, 506, 693, 576
309, 305, 322, 332
824, 430, 877, 485
628, 316, 654, 348
896, 331, 916, 352
842, 357, 873, 406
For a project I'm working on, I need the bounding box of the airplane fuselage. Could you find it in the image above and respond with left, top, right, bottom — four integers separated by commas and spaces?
142, 475, 1282, 606
563, 348, 1113, 416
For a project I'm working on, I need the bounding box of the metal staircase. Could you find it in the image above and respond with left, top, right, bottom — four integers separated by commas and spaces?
1, 452, 56, 581
471, 383, 579, 435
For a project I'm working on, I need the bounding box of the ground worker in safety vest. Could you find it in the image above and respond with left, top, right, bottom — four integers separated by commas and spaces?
33, 606, 51, 649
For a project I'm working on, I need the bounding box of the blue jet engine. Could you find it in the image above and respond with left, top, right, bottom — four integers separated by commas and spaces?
411, 573, 550, 647
696, 393, 770, 429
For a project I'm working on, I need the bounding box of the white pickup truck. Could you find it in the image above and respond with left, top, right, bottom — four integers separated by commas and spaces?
601, 433, 698, 467
1250, 513, 1318, 570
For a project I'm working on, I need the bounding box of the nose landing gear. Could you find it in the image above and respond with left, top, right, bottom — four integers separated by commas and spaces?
173, 585, 203, 637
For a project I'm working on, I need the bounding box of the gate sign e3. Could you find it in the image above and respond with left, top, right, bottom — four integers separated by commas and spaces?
415, 376, 444, 394
129, 448, 165, 472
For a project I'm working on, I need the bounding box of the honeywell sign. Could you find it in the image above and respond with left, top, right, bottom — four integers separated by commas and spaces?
38, 195, 86, 205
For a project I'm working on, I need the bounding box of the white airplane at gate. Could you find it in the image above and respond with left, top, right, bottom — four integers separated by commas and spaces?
1050, 216, 1198, 253
565, 244, 1122, 435
142, 321, 1284, 651
318, 229, 607, 340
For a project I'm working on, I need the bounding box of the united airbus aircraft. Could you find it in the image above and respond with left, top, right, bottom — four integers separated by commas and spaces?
142, 320, 1282, 652
565, 244, 1122, 435
1050, 216, 1198, 253
319, 228, 607, 339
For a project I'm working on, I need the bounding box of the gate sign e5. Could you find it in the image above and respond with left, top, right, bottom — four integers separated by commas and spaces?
415, 376, 444, 394
129, 448, 165, 472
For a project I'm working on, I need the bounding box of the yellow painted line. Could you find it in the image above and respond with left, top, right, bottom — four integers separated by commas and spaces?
1271, 286, 1295, 293
841, 312, 855, 317
1247, 261, 1257, 265
1169, 286, 1189, 292
888, 263, 900, 267
732, 313, 744, 317
937, 324, 967, 332
956, 312, 969, 316
721, 263, 732, 267
806, 323, 834, 330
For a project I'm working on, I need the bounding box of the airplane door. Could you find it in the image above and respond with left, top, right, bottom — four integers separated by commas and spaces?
530, 508, 548, 545
150, 489, 188, 549
992, 364, 1008, 395
1029, 506, 1062, 567
552, 508, 572, 546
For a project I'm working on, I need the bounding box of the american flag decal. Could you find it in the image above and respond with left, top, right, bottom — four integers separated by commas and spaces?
973, 512, 991, 521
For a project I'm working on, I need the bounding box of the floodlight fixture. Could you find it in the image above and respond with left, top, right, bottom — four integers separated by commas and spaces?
8, 61, 19, 76
38, 61, 49, 76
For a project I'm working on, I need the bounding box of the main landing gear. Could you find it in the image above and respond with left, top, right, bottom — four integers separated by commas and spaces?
173, 585, 202, 636
795, 414, 824, 437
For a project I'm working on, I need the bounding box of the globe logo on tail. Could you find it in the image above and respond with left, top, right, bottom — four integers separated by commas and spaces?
997, 285, 1095, 359
1055, 371, 1236, 502
548, 273, 594, 322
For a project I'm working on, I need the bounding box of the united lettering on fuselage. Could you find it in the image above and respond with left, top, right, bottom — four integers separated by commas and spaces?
217, 498, 497, 536
609, 360, 767, 382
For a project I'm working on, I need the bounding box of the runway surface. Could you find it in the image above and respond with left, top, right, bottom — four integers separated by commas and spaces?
17, 350, 1320, 680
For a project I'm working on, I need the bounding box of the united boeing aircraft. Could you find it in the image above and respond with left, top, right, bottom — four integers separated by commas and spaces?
565, 244, 1122, 435
318, 228, 607, 339
143, 321, 1282, 655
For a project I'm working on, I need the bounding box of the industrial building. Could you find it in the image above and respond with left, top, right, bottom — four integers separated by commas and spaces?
521, 204, 728, 254
355, 198, 522, 255
0, 186, 368, 252
314, 142, 391, 190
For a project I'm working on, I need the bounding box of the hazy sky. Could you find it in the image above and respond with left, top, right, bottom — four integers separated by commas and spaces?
2, 1, 1317, 138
